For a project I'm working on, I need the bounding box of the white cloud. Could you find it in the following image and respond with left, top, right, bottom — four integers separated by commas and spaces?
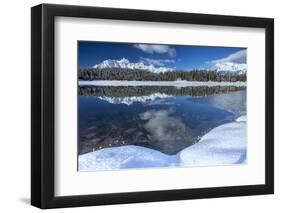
211, 49, 247, 64
140, 57, 175, 66
133, 44, 176, 57
139, 109, 188, 141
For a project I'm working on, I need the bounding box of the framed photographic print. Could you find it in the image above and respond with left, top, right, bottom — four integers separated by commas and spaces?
31, 3, 274, 209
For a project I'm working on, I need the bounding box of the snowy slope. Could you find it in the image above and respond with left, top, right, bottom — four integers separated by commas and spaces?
179, 116, 246, 166
212, 62, 247, 74
79, 145, 179, 171
79, 116, 247, 171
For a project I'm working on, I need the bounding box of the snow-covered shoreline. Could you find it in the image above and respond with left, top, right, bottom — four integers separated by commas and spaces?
79, 80, 247, 87
79, 116, 247, 171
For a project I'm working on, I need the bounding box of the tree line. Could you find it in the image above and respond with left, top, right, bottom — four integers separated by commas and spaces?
78, 68, 247, 82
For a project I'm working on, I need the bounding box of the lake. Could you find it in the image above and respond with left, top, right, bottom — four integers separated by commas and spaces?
78, 85, 246, 158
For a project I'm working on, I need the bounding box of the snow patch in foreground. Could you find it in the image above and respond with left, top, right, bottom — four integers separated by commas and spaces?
179, 120, 246, 166
79, 80, 247, 87
79, 145, 179, 171
79, 116, 247, 171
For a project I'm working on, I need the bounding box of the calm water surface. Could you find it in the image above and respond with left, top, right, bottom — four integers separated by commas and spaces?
78, 86, 246, 155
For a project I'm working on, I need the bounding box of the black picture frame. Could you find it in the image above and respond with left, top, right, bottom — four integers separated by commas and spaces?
31, 3, 274, 209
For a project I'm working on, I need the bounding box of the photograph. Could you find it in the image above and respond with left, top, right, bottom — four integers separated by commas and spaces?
30, 3, 274, 209
77, 41, 247, 171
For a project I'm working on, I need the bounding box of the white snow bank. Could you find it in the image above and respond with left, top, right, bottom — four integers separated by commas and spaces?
98, 93, 171, 105
79, 116, 247, 171
79, 145, 178, 171
179, 118, 247, 166
79, 80, 247, 87
236, 115, 246, 122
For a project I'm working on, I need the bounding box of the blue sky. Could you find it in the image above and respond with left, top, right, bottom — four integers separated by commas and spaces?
78, 41, 246, 70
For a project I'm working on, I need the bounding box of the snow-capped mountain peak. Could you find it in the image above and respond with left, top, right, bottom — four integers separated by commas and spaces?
93, 58, 173, 73
212, 62, 247, 74
93, 58, 128, 69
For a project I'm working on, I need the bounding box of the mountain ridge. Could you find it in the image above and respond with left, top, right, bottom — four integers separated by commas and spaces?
92, 58, 247, 74
93, 58, 174, 73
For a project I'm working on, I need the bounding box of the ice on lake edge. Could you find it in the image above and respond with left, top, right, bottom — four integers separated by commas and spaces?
78, 116, 247, 172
